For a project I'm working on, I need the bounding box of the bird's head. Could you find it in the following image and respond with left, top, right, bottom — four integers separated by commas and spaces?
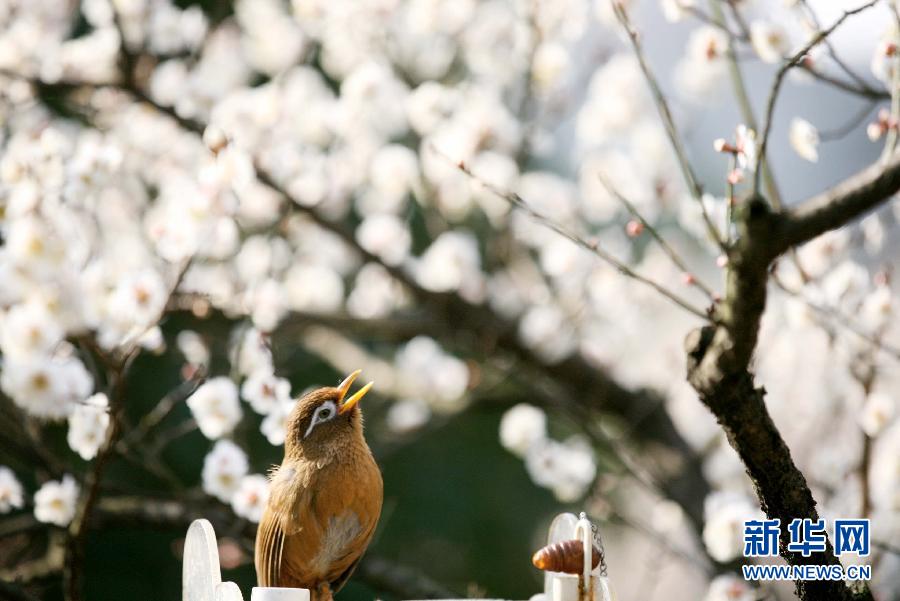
285, 370, 373, 458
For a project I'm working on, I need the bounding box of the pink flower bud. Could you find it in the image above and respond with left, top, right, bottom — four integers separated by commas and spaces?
625, 220, 644, 237
868, 122, 884, 142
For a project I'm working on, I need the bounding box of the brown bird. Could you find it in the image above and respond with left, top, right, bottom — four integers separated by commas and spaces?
255, 370, 383, 601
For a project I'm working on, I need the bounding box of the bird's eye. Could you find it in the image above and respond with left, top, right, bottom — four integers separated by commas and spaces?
303, 400, 338, 438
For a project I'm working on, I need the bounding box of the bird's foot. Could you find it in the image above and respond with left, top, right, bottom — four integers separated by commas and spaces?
313, 582, 334, 601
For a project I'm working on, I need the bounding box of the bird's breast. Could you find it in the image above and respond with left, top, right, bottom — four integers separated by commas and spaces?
308, 511, 363, 575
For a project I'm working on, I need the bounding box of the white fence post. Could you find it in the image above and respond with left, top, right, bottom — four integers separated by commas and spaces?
182, 519, 309, 601
183, 519, 224, 601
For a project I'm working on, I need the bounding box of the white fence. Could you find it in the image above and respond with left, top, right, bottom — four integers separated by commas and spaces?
181, 514, 615, 601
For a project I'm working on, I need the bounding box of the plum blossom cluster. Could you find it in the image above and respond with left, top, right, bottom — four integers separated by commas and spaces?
0, 0, 897, 598
0, 467, 82, 528
202, 439, 270, 523
500, 404, 597, 502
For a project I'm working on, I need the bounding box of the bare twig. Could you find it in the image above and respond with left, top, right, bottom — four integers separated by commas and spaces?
772, 275, 900, 361
611, 2, 728, 254
800, 66, 890, 100
596, 173, 718, 300
755, 0, 881, 196
723, 0, 751, 40
797, 0, 882, 93
0, 534, 65, 583
0, 514, 43, 540
147, 419, 199, 456
0, 579, 41, 601
683, 4, 741, 38
447, 153, 713, 320
117, 371, 207, 453
357, 558, 461, 600
819, 101, 878, 142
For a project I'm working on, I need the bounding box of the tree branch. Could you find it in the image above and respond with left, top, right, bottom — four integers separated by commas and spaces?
64, 350, 137, 601
779, 150, 900, 250
683, 137, 900, 599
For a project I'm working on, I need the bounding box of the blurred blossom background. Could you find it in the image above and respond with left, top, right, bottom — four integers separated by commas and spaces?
0, 0, 898, 600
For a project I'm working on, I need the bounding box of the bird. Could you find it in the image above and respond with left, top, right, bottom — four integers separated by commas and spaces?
255, 370, 383, 601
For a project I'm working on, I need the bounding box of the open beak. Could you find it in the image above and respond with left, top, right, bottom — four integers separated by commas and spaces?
336, 370, 374, 415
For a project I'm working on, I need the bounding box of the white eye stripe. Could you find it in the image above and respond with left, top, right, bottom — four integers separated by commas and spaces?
304, 400, 338, 438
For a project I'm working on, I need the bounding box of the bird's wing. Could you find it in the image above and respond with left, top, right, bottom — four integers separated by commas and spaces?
256, 463, 314, 586
255, 505, 285, 587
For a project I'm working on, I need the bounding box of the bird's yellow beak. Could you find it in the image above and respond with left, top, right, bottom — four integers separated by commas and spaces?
337, 370, 374, 415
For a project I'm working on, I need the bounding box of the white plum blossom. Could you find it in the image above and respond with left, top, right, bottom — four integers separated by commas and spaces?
415, 231, 484, 300
702, 492, 763, 563
106, 268, 168, 329
34, 475, 79, 526
394, 336, 470, 412
202, 440, 249, 503
532, 42, 570, 92
187, 377, 243, 440
283, 263, 345, 313
406, 82, 459, 136
0, 302, 65, 358
176, 330, 210, 368
356, 214, 412, 266
231, 474, 270, 523
860, 284, 893, 331
1, 354, 93, 420
261, 398, 297, 446
236, 328, 274, 378
525, 437, 597, 502
0, 467, 25, 513
347, 263, 407, 319
860, 392, 895, 437
704, 575, 755, 601
4, 215, 68, 279
871, 28, 900, 85
789, 118, 819, 163
241, 371, 292, 415
235, 0, 307, 75
499, 404, 547, 457
519, 304, 577, 364
750, 21, 790, 64
248, 278, 288, 332
386, 399, 432, 434
67, 393, 110, 460
675, 27, 729, 99
661, 0, 695, 22
368, 144, 420, 204
578, 55, 651, 142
